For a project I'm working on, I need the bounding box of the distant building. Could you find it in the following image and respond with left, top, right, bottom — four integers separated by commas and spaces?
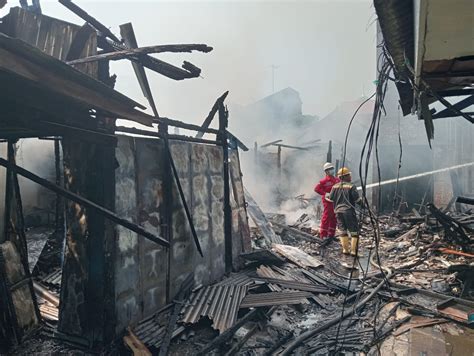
231, 87, 318, 146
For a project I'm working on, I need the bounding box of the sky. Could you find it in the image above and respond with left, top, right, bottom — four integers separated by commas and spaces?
1, 0, 377, 126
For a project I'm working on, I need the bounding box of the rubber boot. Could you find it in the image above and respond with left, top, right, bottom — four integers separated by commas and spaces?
340, 235, 350, 255
351, 236, 359, 256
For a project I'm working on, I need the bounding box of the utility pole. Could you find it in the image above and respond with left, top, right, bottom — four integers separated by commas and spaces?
271, 64, 279, 93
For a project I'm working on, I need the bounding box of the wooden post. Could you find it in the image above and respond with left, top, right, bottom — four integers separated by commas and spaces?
277, 145, 282, 205
58, 52, 117, 346
218, 101, 232, 273
54, 139, 65, 248
159, 121, 173, 303
2, 141, 14, 243
254, 142, 258, 167
327, 140, 332, 163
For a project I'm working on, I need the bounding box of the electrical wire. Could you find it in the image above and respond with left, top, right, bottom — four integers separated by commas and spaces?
332, 44, 395, 353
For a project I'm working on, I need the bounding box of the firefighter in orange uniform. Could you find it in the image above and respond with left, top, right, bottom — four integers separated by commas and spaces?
327, 167, 362, 255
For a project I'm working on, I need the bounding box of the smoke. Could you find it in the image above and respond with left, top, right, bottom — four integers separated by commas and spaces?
15, 139, 56, 221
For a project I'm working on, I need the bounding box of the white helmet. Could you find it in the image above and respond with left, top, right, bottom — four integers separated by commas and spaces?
323, 162, 334, 171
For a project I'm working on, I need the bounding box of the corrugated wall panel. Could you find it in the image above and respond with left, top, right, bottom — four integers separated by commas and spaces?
114, 136, 248, 331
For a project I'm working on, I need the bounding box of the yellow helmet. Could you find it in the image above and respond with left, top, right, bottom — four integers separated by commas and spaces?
337, 167, 351, 177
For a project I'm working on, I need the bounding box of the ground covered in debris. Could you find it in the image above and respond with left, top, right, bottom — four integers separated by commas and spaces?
9, 206, 474, 356
143, 207, 474, 355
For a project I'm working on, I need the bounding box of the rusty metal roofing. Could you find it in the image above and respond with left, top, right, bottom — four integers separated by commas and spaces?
180, 284, 248, 333
240, 291, 313, 308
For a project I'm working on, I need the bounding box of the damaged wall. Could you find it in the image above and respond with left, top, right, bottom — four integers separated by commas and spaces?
115, 136, 250, 332
0, 143, 5, 238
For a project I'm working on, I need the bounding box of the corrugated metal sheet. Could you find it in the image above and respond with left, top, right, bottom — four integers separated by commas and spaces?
180, 285, 248, 333
40, 268, 62, 289
253, 277, 330, 293
132, 305, 185, 350
216, 271, 255, 287
374, 0, 414, 115
240, 291, 313, 308
256, 265, 285, 292
256, 265, 323, 300
244, 188, 282, 245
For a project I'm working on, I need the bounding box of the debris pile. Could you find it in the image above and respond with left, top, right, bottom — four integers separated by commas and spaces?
121, 200, 474, 355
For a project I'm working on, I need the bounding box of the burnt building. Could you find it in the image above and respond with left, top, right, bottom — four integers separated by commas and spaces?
0, 4, 250, 350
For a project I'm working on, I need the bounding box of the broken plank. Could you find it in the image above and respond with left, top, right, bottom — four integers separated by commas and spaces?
392, 317, 446, 336
224, 307, 278, 356
457, 196, 474, 206
437, 248, 474, 258
0, 157, 169, 248
240, 249, 285, 265
67, 44, 213, 65
271, 222, 321, 244
244, 188, 282, 244
195, 91, 229, 138
272, 243, 323, 268
196, 308, 261, 356
124, 327, 152, 356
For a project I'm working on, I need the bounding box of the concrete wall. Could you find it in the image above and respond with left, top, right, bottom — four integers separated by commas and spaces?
114, 136, 250, 331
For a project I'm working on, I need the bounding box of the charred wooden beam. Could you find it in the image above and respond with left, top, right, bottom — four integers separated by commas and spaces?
431, 95, 474, 120
58, 0, 121, 42
431, 89, 474, 97
120, 22, 160, 118
219, 100, 233, 272
54, 139, 65, 244
156, 117, 220, 135
196, 91, 229, 138
0, 157, 170, 248
261, 139, 283, 148
115, 126, 221, 146
67, 44, 213, 65
457, 196, 474, 206
167, 144, 203, 257
158, 273, 194, 356
65, 24, 96, 61
34, 121, 117, 146
227, 130, 249, 151
98, 36, 203, 80
197, 308, 262, 355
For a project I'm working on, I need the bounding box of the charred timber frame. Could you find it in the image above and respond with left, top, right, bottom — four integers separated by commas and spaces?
0, 141, 41, 345
59, 0, 208, 81
219, 101, 233, 273
0, 150, 170, 248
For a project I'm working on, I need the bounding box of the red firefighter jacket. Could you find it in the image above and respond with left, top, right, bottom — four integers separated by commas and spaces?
314, 175, 340, 200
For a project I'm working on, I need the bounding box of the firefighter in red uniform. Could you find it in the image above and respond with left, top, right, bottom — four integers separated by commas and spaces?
314, 162, 339, 239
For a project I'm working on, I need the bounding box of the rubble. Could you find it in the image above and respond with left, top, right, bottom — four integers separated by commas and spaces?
117, 203, 473, 355
0, 0, 472, 355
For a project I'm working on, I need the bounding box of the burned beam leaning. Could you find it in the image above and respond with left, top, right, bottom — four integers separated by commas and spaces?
67, 44, 213, 65
0, 158, 170, 248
